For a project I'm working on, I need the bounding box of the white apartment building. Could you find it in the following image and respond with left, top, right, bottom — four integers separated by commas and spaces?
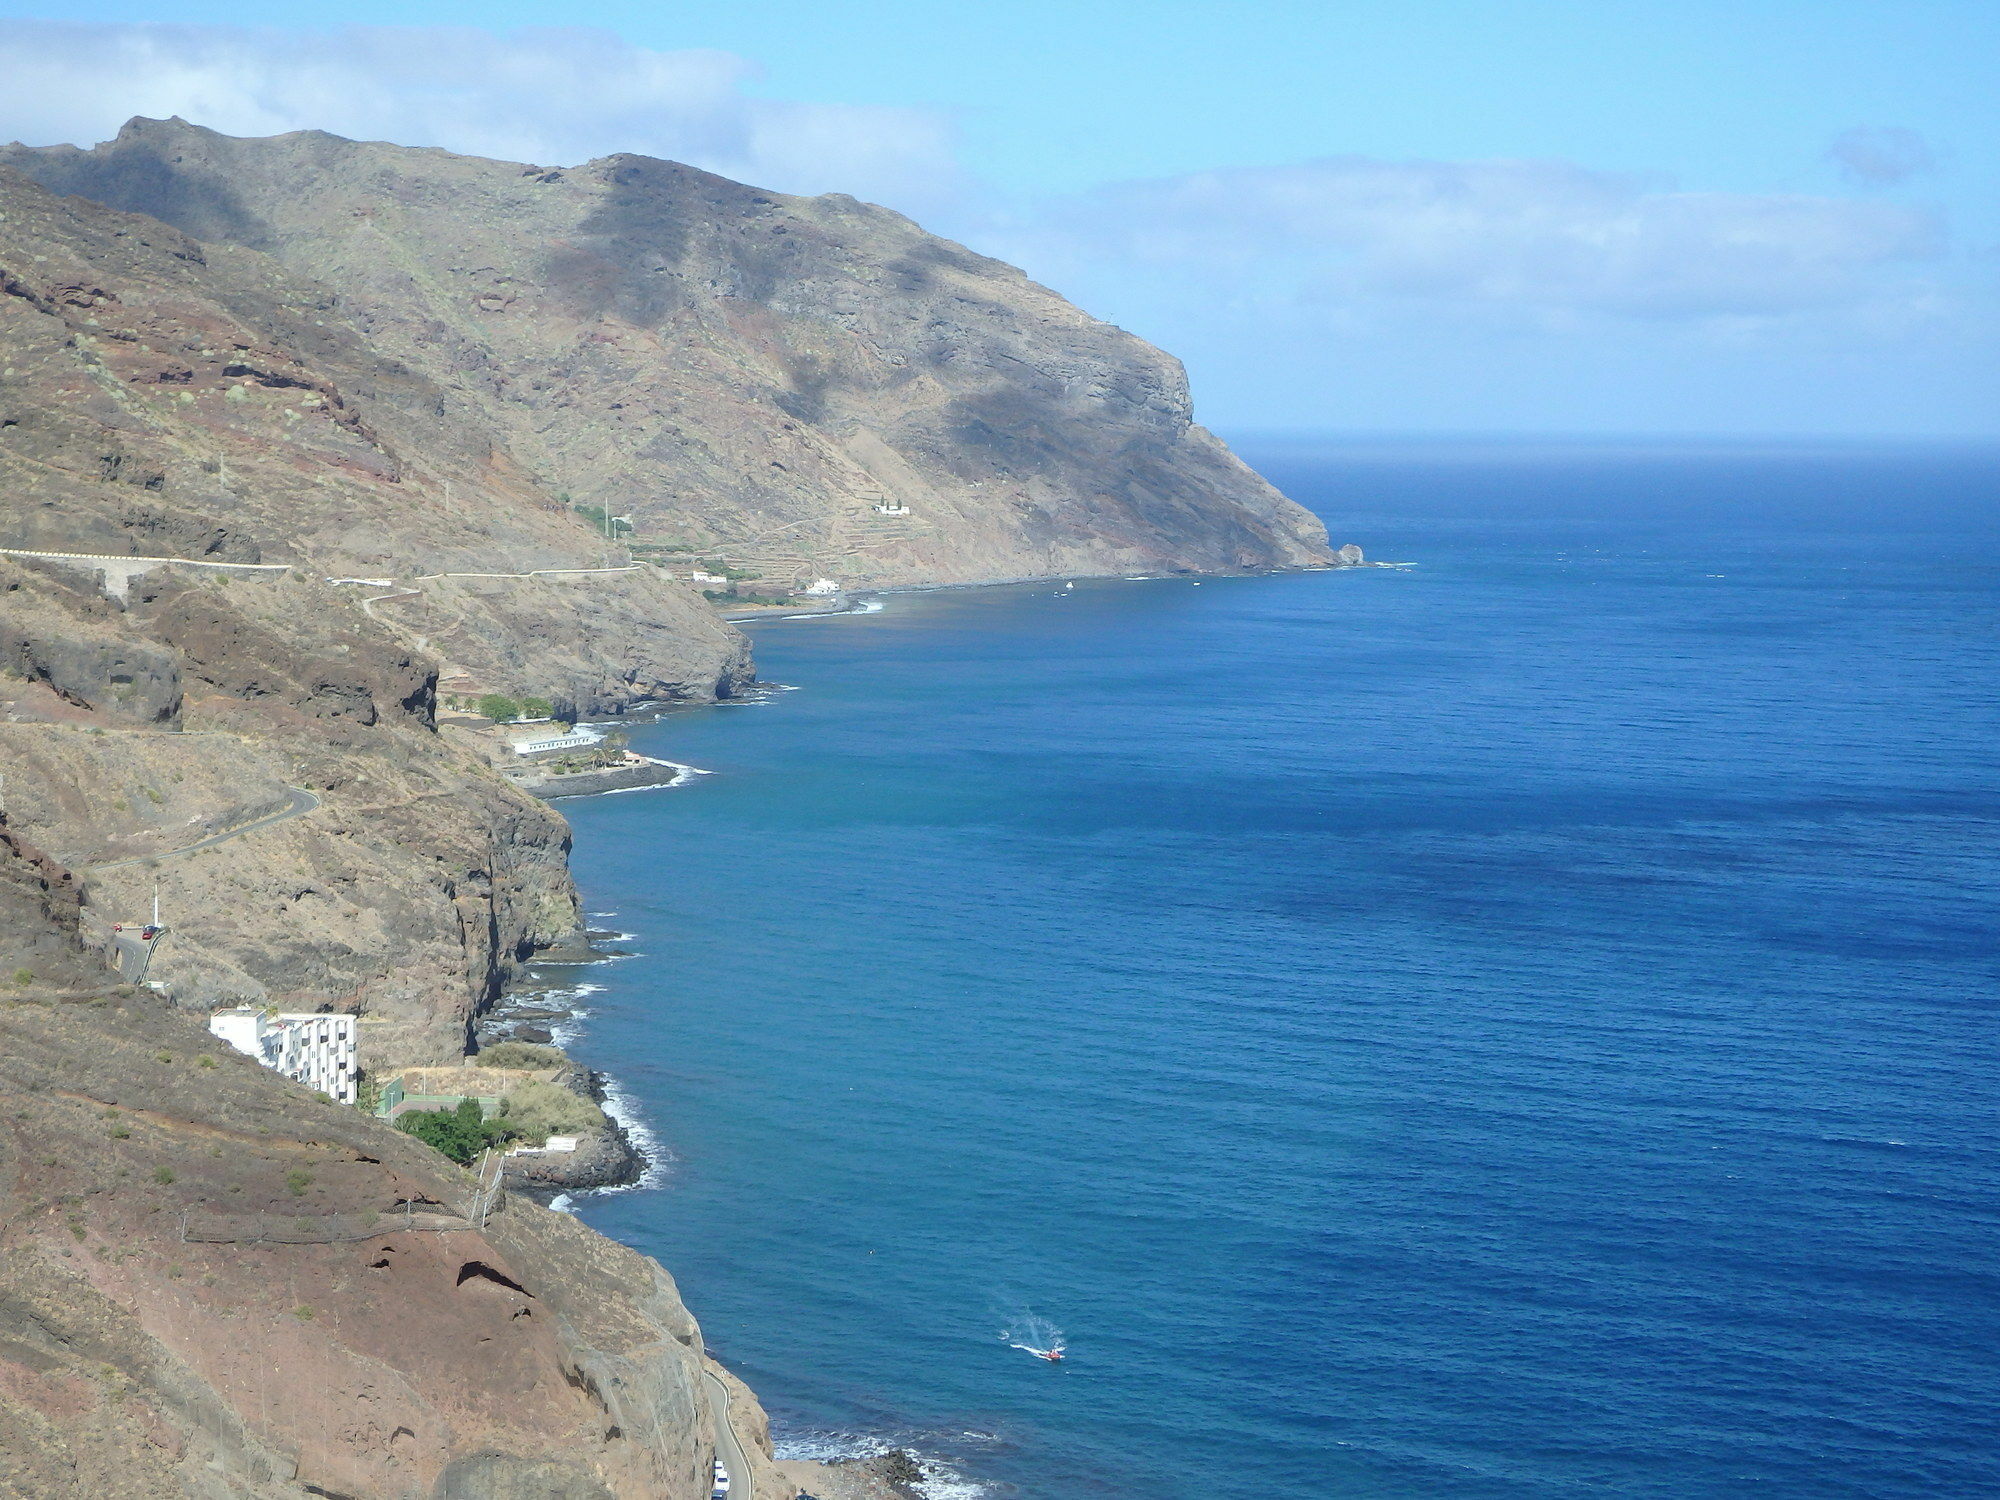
208, 1008, 359, 1104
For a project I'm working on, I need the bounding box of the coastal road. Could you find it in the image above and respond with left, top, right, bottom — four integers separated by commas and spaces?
83, 785, 322, 873
703, 1368, 752, 1500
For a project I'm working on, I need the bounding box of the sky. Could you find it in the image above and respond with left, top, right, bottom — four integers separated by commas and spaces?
2, 1, 1994, 437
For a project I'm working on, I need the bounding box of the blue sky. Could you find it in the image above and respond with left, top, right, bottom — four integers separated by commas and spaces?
4, 1, 1994, 436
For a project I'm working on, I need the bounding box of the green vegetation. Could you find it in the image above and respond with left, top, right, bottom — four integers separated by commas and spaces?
572, 503, 634, 537
697, 559, 760, 580
397, 1099, 510, 1164
704, 590, 795, 607
11, 969, 33, 986
476, 1040, 566, 1070
476, 692, 561, 724
501, 1079, 606, 1147
152, 1166, 175, 1185
284, 1168, 312, 1196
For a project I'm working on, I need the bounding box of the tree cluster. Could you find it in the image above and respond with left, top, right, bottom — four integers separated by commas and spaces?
396, 1099, 510, 1165
477, 693, 558, 724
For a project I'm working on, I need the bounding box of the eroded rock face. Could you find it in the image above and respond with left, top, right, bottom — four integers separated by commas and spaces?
5, 119, 1332, 588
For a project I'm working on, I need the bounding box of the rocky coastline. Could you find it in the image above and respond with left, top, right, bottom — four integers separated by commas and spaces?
471, 927, 654, 1198
0, 114, 1344, 1497
522, 756, 705, 801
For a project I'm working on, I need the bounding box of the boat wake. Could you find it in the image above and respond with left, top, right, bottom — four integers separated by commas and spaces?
999, 1313, 1066, 1363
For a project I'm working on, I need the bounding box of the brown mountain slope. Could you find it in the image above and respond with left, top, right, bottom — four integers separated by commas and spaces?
5, 117, 1332, 587
0, 921, 784, 1500
0, 160, 748, 716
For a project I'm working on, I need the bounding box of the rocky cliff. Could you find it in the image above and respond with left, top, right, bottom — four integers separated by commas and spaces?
5, 118, 1331, 589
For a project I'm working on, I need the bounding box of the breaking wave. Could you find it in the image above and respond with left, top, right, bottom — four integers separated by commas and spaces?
770, 1429, 988, 1500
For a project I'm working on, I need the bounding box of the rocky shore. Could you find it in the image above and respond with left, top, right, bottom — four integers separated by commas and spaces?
776, 1451, 928, 1500
522, 756, 705, 800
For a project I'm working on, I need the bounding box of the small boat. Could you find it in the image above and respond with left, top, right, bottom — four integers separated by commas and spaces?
1010, 1342, 1064, 1362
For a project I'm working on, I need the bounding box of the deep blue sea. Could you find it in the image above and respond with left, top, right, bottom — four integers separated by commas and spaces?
564, 438, 2000, 1500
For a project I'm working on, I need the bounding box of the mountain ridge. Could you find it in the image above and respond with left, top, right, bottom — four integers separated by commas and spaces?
4, 117, 1332, 589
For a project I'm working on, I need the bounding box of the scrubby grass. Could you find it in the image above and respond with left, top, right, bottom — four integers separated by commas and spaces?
475, 1041, 565, 1070
501, 1080, 605, 1147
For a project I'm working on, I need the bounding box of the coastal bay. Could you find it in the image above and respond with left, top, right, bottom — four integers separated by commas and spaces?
558, 438, 2000, 1500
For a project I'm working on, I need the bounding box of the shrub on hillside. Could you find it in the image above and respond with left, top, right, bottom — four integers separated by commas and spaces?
475, 1041, 566, 1070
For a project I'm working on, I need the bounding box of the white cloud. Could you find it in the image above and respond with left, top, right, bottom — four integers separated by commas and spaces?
0, 22, 962, 205
992, 156, 1944, 322
1826, 127, 1936, 188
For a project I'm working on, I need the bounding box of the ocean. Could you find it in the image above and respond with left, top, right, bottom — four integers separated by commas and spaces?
562, 438, 2000, 1499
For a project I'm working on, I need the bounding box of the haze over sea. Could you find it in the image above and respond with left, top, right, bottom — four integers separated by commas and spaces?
567, 439, 2000, 1500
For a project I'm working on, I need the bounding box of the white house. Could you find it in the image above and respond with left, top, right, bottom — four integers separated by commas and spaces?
208, 1008, 359, 1104
802, 578, 841, 596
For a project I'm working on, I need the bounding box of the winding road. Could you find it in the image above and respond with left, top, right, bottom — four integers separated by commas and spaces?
703, 1368, 751, 1500
83, 785, 322, 873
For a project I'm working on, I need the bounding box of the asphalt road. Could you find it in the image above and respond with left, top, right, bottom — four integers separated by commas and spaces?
703, 1368, 752, 1500
84, 785, 322, 873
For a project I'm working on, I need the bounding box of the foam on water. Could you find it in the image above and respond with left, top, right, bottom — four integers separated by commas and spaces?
591, 1071, 672, 1192
771, 1429, 988, 1500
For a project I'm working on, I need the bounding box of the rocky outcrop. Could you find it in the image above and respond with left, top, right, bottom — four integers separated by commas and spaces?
5, 118, 1332, 589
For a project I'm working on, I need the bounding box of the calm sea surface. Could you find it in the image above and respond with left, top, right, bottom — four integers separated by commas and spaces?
566, 439, 2000, 1499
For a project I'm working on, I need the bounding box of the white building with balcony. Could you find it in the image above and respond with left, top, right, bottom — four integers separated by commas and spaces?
208, 1008, 359, 1104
